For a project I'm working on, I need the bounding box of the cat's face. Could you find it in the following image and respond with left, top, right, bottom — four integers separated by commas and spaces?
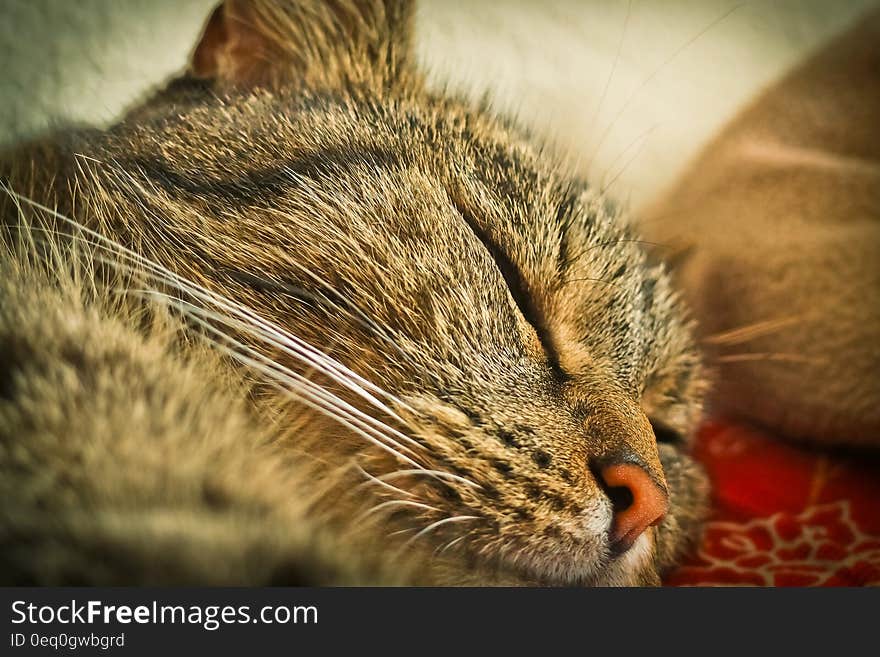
6, 0, 709, 585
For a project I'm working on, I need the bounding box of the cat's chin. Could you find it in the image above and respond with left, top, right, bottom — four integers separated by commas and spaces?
592, 533, 661, 586
527, 530, 661, 586
422, 528, 659, 586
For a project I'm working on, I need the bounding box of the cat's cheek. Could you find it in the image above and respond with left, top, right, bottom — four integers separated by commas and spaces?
653, 445, 711, 573
593, 532, 660, 586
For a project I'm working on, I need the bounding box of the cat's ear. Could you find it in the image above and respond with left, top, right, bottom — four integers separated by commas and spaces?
190, 0, 415, 89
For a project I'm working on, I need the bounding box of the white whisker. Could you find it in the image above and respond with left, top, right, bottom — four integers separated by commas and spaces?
378, 468, 481, 490
5, 191, 414, 421
356, 499, 441, 523
403, 515, 481, 548
134, 288, 425, 457
353, 464, 417, 499
435, 535, 466, 556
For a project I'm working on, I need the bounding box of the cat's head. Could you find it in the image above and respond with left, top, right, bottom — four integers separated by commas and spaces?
29, 0, 710, 585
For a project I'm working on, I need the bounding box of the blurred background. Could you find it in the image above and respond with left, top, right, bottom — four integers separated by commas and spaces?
1, 0, 877, 207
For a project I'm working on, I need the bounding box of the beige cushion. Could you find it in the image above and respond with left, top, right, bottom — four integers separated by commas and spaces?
641, 10, 880, 446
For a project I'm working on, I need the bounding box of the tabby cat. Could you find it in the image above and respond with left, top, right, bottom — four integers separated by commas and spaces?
0, 0, 708, 586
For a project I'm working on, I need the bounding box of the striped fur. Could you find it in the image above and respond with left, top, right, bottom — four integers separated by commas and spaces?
0, 0, 707, 585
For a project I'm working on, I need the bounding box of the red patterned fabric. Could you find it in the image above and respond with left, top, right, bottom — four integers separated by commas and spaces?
666, 420, 880, 586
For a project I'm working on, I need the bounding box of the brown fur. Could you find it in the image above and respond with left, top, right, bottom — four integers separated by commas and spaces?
641, 9, 880, 446
0, 0, 708, 585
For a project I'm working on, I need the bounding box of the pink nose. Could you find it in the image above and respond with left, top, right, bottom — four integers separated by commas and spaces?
600, 462, 668, 553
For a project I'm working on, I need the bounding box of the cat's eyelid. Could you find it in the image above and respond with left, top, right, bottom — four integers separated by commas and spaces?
448, 193, 566, 376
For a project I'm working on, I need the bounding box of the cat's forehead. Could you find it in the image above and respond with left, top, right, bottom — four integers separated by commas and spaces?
110, 84, 696, 408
